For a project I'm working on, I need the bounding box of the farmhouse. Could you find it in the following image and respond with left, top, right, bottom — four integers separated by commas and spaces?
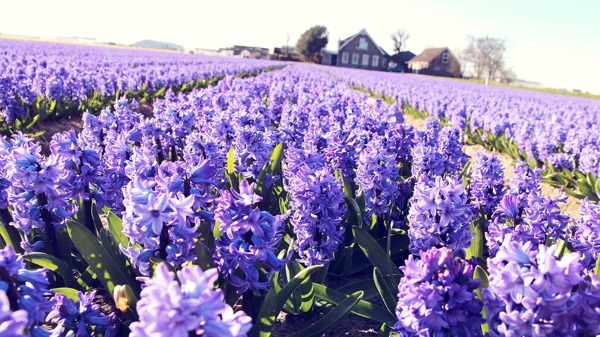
388, 51, 416, 72
218, 45, 270, 59
336, 29, 389, 71
407, 47, 461, 78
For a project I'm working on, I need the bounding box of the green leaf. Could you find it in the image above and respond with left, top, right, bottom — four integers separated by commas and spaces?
255, 142, 284, 196
226, 145, 239, 190
314, 283, 396, 326
55, 228, 72, 269
250, 265, 323, 337
373, 267, 398, 316
286, 261, 314, 314
595, 255, 600, 278
344, 197, 364, 228
24, 252, 76, 288
90, 202, 104, 235
195, 240, 215, 271
66, 220, 138, 299
594, 178, 600, 194
554, 239, 567, 259
576, 181, 596, 199
26, 130, 46, 138
24, 114, 41, 130
339, 171, 355, 199
288, 291, 363, 337
0, 222, 23, 254
107, 212, 129, 249
563, 188, 587, 200
466, 221, 484, 259
474, 265, 489, 291
98, 229, 140, 295
51, 287, 80, 301
335, 278, 380, 301
352, 227, 399, 285
269, 142, 285, 173
460, 161, 471, 182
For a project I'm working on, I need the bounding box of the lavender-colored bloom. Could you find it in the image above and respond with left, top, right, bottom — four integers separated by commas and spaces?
121, 157, 218, 274
521, 192, 570, 243
487, 191, 569, 257
232, 125, 274, 180
46, 291, 116, 337
547, 153, 574, 172
4, 133, 78, 251
0, 246, 53, 332
287, 164, 346, 266
395, 247, 483, 336
566, 272, 600, 336
570, 198, 600, 269
411, 141, 445, 178
508, 161, 542, 202
408, 175, 474, 256
438, 126, 469, 176
0, 290, 28, 337
469, 151, 506, 215
130, 263, 252, 337
214, 180, 286, 292
485, 238, 583, 336
384, 123, 415, 166
355, 134, 399, 222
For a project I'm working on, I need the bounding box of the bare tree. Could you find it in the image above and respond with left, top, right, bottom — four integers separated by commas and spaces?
463, 36, 506, 83
391, 29, 410, 54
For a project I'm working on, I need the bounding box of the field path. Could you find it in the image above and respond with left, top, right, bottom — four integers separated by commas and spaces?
403, 114, 582, 219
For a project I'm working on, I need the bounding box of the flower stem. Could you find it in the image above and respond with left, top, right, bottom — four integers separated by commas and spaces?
37, 193, 59, 257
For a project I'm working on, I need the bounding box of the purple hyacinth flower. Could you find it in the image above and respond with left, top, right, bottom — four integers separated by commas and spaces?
395, 247, 484, 336
408, 175, 475, 256
130, 263, 252, 337
570, 198, 600, 269
485, 238, 583, 336
214, 180, 287, 293
469, 151, 506, 216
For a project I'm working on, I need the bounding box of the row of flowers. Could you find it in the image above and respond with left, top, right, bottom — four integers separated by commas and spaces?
330, 67, 600, 200
0, 38, 282, 131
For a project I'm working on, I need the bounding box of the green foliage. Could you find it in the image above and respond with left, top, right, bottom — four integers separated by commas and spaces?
250, 264, 324, 337
288, 291, 363, 337
296, 25, 329, 63
66, 219, 140, 299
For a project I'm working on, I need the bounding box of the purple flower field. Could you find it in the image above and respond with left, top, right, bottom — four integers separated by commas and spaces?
1, 40, 600, 336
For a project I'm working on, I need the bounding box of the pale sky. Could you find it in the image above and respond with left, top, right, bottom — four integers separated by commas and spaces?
2, 0, 599, 93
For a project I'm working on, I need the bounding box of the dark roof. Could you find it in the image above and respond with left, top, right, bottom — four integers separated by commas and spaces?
338, 28, 388, 56
407, 47, 448, 63
390, 51, 416, 64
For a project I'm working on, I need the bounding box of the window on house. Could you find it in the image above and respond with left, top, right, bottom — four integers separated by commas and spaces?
351, 53, 359, 65
356, 38, 368, 50
442, 52, 449, 64
341, 51, 349, 64
372, 55, 379, 67
362, 54, 369, 66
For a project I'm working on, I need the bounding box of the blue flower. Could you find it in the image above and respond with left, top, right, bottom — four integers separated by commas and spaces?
46, 291, 116, 336
569, 198, 600, 269
408, 175, 474, 256
0, 290, 28, 337
214, 180, 286, 293
286, 163, 346, 265
0, 246, 53, 332
130, 263, 252, 337
355, 134, 399, 221
395, 247, 483, 336
485, 238, 583, 336
469, 151, 506, 215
